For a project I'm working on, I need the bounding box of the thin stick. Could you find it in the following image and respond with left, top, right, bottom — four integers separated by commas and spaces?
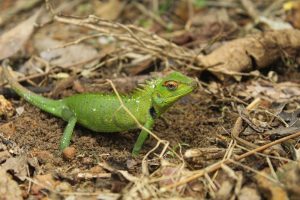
231, 98, 261, 149
160, 130, 300, 191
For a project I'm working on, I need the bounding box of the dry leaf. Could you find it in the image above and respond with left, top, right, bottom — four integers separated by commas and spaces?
0, 169, 22, 200
35, 37, 98, 68
0, 9, 41, 60
1, 154, 30, 181
198, 29, 300, 78
0, 134, 39, 181
246, 80, 300, 102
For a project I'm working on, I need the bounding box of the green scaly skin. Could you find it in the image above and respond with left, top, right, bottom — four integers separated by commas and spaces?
2, 65, 197, 155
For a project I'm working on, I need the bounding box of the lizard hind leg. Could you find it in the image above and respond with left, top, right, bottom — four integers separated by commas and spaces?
60, 108, 77, 150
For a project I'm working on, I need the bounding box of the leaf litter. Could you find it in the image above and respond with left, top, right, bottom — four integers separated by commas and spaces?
0, 1, 300, 199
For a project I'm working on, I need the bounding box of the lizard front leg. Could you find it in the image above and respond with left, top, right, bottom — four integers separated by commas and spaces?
60, 107, 77, 150
132, 116, 154, 156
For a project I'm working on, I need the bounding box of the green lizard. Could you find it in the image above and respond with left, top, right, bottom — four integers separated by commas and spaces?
2, 65, 197, 155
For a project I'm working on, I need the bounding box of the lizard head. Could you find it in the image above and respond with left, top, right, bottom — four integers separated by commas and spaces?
152, 71, 198, 115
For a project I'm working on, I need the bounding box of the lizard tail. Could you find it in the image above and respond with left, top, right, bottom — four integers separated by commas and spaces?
2, 64, 64, 118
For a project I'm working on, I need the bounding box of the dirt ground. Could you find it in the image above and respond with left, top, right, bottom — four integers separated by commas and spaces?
1, 1, 300, 200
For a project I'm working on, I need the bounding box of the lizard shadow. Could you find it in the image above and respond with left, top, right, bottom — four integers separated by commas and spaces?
73, 125, 139, 152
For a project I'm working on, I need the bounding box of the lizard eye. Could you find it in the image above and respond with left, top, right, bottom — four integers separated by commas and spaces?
163, 80, 178, 91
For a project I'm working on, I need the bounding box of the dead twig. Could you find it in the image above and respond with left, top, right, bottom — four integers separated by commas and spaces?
160, 130, 300, 191
231, 98, 262, 149
54, 14, 195, 62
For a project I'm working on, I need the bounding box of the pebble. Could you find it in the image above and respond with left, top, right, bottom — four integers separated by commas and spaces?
62, 147, 76, 160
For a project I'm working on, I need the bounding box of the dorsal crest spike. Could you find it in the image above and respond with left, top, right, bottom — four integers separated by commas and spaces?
132, 78, 159, 96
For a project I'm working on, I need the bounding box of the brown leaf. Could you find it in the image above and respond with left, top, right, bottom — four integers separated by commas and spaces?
1, 154, 30, 181
0, 9, 41, 60
0, 134, 39, 181
198, 29, 300, 78
35, 37, 98, 68
0, 169, 22, 200
246, 80, 300, 102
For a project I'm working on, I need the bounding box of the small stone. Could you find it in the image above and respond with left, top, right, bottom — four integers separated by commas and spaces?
62, 147, 76, 160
